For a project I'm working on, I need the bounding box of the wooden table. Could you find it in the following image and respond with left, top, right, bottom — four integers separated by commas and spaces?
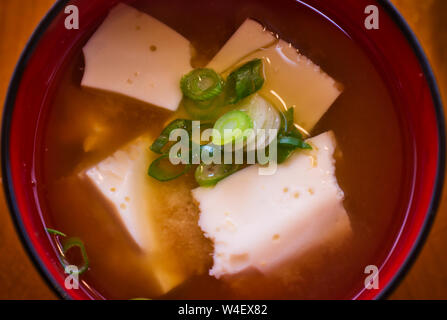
0, 0, 445, 299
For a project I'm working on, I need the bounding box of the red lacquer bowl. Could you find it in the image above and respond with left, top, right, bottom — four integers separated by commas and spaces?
2, 0, 444, 300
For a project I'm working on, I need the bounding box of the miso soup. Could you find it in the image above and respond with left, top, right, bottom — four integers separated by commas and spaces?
36, 0, 412, 299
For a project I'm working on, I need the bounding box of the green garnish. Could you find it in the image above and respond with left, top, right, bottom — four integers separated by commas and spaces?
180, 68, 224, 101
62, 237, 89, 275
237, 94, 281, 151
182, 96, 221, 120
150, 59, 307, 185
46, 228, 67, 237
278, 135, 311, 149
212, 110, 253, 146
195, 163, 241, 187
276, 147, 296, 164
279, 107, 294, 135
46, 228, 89, 276
276, 136, 312, 164
225, 59, 264, 104
148, 154, 192, 181
150, 119, 192, 154
276, 107, 311, 164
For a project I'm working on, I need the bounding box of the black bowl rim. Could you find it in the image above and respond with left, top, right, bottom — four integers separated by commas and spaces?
1, 0, 445, 300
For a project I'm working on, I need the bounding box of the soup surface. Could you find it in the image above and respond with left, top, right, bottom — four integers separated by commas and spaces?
37, 0, 412, 299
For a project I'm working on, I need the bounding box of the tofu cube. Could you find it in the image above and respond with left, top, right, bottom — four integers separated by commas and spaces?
206, 19, 276, 73
207, 18, 342, 132
192, 131, 351, 278
81, 3, 192, 111
82, 135, 185, 294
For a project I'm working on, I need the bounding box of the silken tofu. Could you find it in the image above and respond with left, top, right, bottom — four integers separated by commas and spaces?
239, 40, 342, 132
192, 131, 351, 278
81, 3, 192, 111
207, 19, 342, 132
206, 19, 276, 73
82, 135, 186, 294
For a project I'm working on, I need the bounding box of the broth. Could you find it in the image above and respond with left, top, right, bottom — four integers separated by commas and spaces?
37, 0, 412, 299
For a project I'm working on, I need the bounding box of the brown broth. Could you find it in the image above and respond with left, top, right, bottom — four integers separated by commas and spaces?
37, 0, 411, 299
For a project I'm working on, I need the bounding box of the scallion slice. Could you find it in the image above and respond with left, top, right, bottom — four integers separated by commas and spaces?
62, 237, 89, 275
275, 107, 312, 164
195, 163, 241, 187
237, 94, 281, 151
225, 59, 264, 104
276, 146, 296, 164
180, 68, 224, 101
183, 97, 221, 120
278, 136, 311, 149
212, 110, 253, 146
46, 228, 90, 276
150, 119, 192, 154
279, 107, 294, 135
46, 228, 67, 237
148, 154, 191, 181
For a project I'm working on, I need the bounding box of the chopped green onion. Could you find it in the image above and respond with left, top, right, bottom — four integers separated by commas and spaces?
195, 163, 241, 187
150, 119, 192, 154
276, 134, 311, 164
184, 96, 216, 110
183, 97, 221, 120
225, 59, 264, 104
46, 228, 90, 276
276, 146, 296, 164
280, 107, 294, 135
275, 107, 311, 164
237, 94, 281, 151
62, 237, 89, 275
279, 107, 306, 139
180, 68, 224, 101
278, 136, 311, 149
46, 228, 67, 237
148, 154, 191, 181
290, 126, 304, 139
212, 110, 253, 146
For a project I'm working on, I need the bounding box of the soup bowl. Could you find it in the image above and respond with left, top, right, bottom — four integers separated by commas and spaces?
2, 0, 444, 300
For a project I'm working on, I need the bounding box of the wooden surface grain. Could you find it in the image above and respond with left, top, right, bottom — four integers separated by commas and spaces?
0, 0, 445, 300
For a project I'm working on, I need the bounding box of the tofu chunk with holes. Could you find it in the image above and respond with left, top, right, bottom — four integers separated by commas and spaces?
82, 135, 185, 294
81, 3, 192, 111
192, 131, 351, 278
